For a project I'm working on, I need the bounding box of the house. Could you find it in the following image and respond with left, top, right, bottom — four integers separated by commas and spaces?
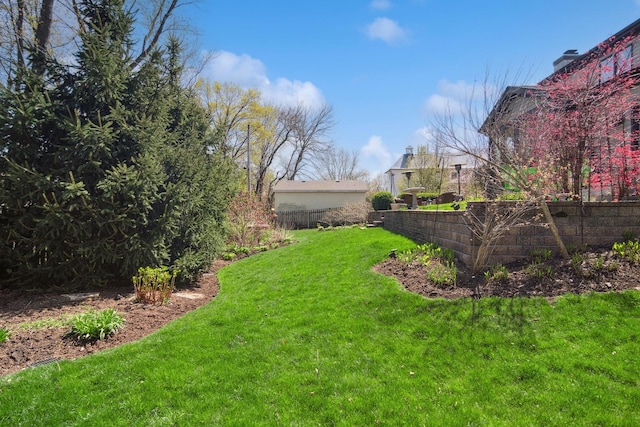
481, 18, 640, 200
385, 146, 475, 196
385, 146, 416, 195
272, 180, 368, 212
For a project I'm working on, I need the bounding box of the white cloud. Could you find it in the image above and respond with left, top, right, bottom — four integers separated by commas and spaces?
361, 135, 395, 173
412, 126, 437, 146
206, 50, 270, 88
424, 93, 465, 116
424, 79, 497, 116
204, 50, 325, 110
365, 17, 408, 45
370, 0, 392, 10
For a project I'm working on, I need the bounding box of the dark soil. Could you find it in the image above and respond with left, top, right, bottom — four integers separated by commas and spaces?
0, 260, 228, 377
375, 247, 640, 300
2, 249, 640, 377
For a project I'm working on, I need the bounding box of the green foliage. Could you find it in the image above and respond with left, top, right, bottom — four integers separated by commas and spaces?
530, 248, 553, 263
527, 262, 553, 278
221, 252, 237, 261
19, 315, 71, 330
613, 240, 640, 263
418, 201, 467, 211
398, 242, 457, 286
132, 266, 178, 305
571, 252, 584, 275
0, 326, 10, 343
622, 230, 636, 242
0, 4, 235, 288
497, 191, 527, 201
427, 261, 458, 286
484, 264, 509, 282
417, 192, 439, 199
397, 242, 454, 264
67, 308, 124, 341
371, 191, 394, 210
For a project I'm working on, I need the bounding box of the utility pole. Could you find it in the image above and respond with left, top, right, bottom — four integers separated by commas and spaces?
246, 124, 251, 192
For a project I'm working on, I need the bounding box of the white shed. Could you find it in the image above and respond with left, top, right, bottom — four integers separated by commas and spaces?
273, 180, 368, 212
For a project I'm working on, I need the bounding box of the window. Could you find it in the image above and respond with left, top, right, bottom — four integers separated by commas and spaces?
600, 44, 634, 83
631, 108, 640, 150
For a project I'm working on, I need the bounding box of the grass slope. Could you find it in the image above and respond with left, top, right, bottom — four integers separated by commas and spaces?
1, 228, 639, 426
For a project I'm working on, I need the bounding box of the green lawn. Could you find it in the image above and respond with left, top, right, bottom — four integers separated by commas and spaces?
1, 227, 639, 426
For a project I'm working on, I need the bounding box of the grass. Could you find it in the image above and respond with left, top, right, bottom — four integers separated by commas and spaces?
1, 227, 639, 425
418, 200, 467, 211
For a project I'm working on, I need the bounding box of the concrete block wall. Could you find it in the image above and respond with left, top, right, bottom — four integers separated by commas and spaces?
382, 201, 640, 268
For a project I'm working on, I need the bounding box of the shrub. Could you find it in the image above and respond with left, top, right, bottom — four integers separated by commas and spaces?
0, 326, 10, 344
67, 309, 124, 341
417, 192, 439, 200
371, 191, 394, 211
226, 191, 276, 248
133, 266, 178, 305
320, 201, 370, 226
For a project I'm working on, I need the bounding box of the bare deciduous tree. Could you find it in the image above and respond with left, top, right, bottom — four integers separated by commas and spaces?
279, 103, 334, 180
429, 70, 571, 266
0, 0, 192, 85
311, 147, 369, 181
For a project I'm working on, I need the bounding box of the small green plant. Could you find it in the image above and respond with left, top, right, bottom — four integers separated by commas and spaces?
613, 240, 640, 263
0, 326, 10, 343
593, 255, 606, 272
484, 264, 509, 282
571, 252, 584, 275
397, 242, 454, 265
427, 261, 457, 287
530, 248, 552, 263
527, 262, 553, 278
132, 266, 178, 304
67, 308, 124, 341
221, 252, 237, 261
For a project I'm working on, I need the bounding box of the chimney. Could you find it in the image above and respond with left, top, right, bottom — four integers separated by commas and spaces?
553, 49, 579, 72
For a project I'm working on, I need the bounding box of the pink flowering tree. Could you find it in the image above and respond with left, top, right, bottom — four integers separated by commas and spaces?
522, 35, 640, 200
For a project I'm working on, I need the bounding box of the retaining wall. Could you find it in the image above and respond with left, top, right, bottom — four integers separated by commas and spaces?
382, 201, 640, 268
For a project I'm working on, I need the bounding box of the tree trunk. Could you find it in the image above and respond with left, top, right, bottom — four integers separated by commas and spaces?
539, 200, 569, 259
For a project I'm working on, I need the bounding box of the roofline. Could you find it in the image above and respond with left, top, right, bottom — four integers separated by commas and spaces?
543, 17, 640, 81
479, 85, 541, 135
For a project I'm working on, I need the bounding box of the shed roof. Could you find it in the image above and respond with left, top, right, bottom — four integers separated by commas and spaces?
273, 180, 368, 193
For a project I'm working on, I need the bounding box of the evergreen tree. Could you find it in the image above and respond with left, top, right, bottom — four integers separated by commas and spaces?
0, 0, 235, 288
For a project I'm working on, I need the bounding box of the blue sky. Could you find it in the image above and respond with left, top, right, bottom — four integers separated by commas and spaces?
185, 1, 640, 177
